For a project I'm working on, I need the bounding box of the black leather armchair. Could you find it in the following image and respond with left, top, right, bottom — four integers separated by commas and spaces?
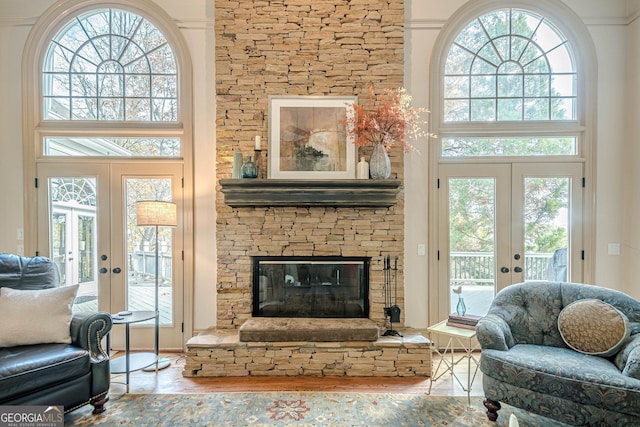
0, 253, 112, 414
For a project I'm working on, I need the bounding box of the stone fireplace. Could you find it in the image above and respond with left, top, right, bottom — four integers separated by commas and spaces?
214, 0, 405, 330
183, 0, 430, 379
252, 256, 370, 318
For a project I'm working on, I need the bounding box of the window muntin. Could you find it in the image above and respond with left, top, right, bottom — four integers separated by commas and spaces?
42, 9, 178, 122
443, 8, 576, 123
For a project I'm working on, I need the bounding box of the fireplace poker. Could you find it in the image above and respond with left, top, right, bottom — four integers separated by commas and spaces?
383, 255, 402, 337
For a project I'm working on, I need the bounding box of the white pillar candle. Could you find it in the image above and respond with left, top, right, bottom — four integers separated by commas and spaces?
255, 135, 261, 150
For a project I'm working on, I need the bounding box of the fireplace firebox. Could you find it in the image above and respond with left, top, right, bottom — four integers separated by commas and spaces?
252, 256, 370, 318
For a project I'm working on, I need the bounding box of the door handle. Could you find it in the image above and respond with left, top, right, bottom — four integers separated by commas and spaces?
500, 267, 509, 273
514, 266, 523, 273
101, 254, 108, 261
99, 267, 108, 274
112, 267, 122, 274
514, 254, 521, 260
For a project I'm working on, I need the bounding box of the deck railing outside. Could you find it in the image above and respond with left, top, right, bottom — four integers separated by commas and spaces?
129, 250, 172, 283
450, 251, 553, 286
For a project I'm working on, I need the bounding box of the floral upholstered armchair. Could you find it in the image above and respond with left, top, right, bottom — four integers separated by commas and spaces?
477, 281, 640, 426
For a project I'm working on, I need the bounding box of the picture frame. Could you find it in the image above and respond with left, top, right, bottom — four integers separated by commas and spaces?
268, 95, 357, 179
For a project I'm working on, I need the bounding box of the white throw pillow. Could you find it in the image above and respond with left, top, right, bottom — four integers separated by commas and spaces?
0, 285, 78, 347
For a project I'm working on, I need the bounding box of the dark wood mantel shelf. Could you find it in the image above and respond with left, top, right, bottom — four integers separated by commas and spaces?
219, 179, 402, 207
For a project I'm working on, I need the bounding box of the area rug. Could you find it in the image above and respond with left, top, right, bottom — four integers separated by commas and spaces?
65, 392, 568, 426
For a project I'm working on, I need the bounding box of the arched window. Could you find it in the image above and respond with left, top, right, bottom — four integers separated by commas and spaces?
445, 8, 575, 123
39, 7, 182, 157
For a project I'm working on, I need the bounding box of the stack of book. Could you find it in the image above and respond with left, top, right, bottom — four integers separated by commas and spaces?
446, 313, 482, 330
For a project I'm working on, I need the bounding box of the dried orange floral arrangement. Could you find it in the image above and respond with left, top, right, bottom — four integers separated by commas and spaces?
344, 86, 432, 153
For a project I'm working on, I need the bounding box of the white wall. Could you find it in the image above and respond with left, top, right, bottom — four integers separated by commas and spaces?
0, 0, 636, 335
0, 12, 29, 255
623, 1, 640, 298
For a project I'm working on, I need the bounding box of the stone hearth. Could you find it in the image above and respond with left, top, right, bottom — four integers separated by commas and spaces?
184, 329, 431, 377
238, 318, 379, 342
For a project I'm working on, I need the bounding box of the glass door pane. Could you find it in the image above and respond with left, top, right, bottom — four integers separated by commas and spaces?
125, 177, 174, 326
512, 163, 583, 284
448, 177, 497, 317
523, 177, 570, 281
48, 177, 99, 313
438, 164, 510, 322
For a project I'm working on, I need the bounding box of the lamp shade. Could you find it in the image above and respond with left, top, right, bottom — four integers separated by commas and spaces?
136, 201, 177, 227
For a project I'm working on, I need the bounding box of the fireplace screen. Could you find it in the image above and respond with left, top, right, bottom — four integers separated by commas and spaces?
252, 256, 370, 318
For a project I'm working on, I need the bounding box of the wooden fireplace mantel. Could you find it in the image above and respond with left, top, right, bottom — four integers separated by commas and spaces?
219, 179, 402, 207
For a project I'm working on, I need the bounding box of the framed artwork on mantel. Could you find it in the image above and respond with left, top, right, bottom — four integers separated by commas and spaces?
268, 95, 357, 179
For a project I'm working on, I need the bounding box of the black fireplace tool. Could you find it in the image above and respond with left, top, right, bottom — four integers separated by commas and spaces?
383, 256, 402, 337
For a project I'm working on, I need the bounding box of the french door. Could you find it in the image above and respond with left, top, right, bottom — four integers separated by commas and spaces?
36, 162, 184, 350
436, 163, 583, 321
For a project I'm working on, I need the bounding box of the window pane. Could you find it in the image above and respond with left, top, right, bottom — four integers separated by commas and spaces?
445, 76, 469, 98
510, 36, 529, 60
477, 44, 502, 66
524, 98, 549, 120
497, 98, 522, 120
471, 58, 497, 75
479, 10, 509, 39
454, 20, 489, 53
470, 99, 495, 121
551, 75, 576, 97
524, 75, 550, 97
547, 45, 574, 73
44, 137, 181, 157
444, 100, 469, 122
498, 74, 522, 98
445, 45, 474, 75
470, 75, 496, 97
442, 137, 577, 157
551, 98, 575, 120
44, 97, 70, 120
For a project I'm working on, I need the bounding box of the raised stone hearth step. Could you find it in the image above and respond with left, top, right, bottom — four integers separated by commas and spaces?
239, 318, 380, 342
183, 329, 431, 377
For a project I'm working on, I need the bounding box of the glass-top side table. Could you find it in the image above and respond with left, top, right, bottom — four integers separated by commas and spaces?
108, 310, 158, 392
426, 320, 480, 406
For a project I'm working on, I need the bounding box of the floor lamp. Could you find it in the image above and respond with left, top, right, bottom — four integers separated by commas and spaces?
136, 200, 177, 371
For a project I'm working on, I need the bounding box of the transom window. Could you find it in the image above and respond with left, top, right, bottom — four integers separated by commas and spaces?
444, 8, 576, 123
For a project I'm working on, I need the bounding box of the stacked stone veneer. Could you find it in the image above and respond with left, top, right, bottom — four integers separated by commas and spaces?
215, 0, 405, 329
184, 333, 431, 377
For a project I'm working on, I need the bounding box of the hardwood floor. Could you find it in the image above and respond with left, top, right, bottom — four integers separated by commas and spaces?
108, 351, 484, 398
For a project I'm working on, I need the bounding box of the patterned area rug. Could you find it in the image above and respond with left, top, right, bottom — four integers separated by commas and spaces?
65, 392, 567, 426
